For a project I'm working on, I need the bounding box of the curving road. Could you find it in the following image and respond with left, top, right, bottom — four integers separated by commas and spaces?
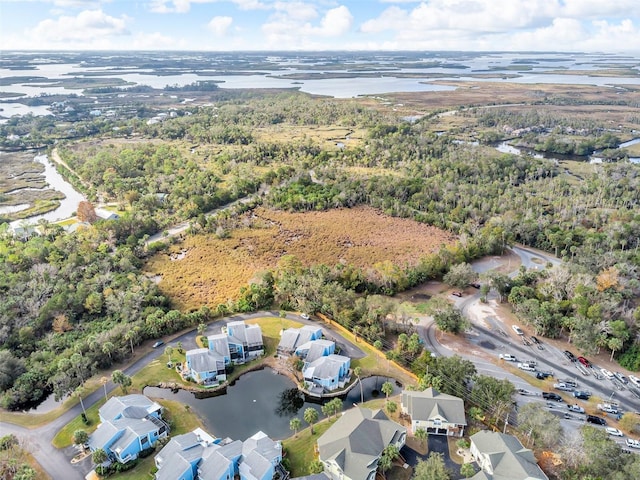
0, 311, 363, 479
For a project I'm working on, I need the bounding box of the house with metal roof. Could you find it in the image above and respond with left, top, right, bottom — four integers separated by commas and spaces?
469, 431, 549, 480
296, 339, 335, 363
88, 395, 169, 464
277, 325, 323, 356
303, 354, 351, 393
317, 407, 406, 480
185, 348, 227, 385
225, 321, 265, 363
401, 387, 467, 436
154, 428, 281, 480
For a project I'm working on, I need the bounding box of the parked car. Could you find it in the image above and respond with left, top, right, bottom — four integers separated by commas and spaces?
573, 391, 591, 400
152, 340, 165, 348
597, 403, 619, 414
542, 392, 563, 401
567, 404, 585, 413
626, 438, 640, 449
630, 374, 640, 388
530, 336, 540, 344
560, 379, 578, 388
563, 350, 577, 362
499, 353, 517, 362
300, 313, 310, 320
606, 427, 624, 437
518, 388, 535, 396
614, 372, 629, 384
577, 356, 591, 367
512, 325, 524, 335
470, 282, 481, 289
452, 291, 463, 297
554, 382, 574, 391
600, 368, 615, 379
536, 371, 553, 380
518, 362, 536, 372
586, 415, 607, 425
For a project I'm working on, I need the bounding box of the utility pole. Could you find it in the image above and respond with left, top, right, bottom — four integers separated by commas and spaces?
503, 413, 509, 434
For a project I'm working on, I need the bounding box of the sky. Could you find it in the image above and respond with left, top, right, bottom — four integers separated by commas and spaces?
1, 0, 640, 52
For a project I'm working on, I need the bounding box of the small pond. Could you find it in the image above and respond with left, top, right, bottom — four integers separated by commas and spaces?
144, 368, 402, 441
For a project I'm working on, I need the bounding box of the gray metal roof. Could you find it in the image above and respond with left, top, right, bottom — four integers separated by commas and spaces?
305, 340, 334, 363
239, 450, 271, 480
401, 387, 467, 426
470, 431, 548, 480
208, 333, 230, 358
242, 431, 281, 464
88, 421, 121, 451
156, 456, 192, 480
198, 449, 233, 480
99, 394, 160, 422
317, 408, 406, 480
186, 348, 224, 373
278, 329, 300, 352
304, 354, 349, 382
244, 324, 263, 347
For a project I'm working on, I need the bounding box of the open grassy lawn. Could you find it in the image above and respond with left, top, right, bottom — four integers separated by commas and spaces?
246, 316, 303, 356
283, 418, 337, 477
52, 399, 106, 448
130, 353, 186, 393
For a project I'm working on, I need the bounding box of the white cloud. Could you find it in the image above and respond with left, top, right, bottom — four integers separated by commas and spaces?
207, 15, 233, 36
132, 32, 179, 49
308, 5, 353, 36
28, 9, 130, 44
148, 0, 266, 13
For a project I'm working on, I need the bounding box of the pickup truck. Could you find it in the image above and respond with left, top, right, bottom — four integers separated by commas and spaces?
554, 382, 574, 391
626, 438, 640, 449
597, 403, 619, 414
499, 353, 517, 362
518, 362, 536, 372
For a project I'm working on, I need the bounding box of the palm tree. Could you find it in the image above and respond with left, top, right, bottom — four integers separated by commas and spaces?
74, 386, 87, 417
304, 407, 319, 435
197, 323, 207, 337
354, 366, 363, 404
289, 417, 301, 437
92, 448, 107, 466
165, 346, 174, 364
378, 444, 400, 478
415, 427, 428, 447
100, 377, 109, 401
381, 381, 394, 402
386, 400, 397, 415
102, 342, 115, 362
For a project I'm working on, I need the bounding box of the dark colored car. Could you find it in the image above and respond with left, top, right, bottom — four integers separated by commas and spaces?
542, 392, 563, 401
586, 415, 607, 425
452, 291, 463, 297
530, 336, 540, 344
470, 282, 481, 289
573, 391, 591, 400
152, 340, 165, 348
536, 372, 552, 379
563, 350, 577, 362
578, 356, 591, 367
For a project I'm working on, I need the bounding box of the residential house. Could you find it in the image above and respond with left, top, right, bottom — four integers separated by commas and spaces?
401, 387, 466, 436
296, 339, 334, 362
317, 407, 406, 480
154, 429, 280, 480
469, 431, 549, 480
154, 428, 218, 480
303, 354, 351, 393
185, 348, 227, 385
206, 321, 264, 366
277, 325, 323, 357
88, 395, 169, 464
226, 321, 264, 363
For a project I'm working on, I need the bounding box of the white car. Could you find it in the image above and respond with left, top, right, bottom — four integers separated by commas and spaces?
567, 404, 585, 413
630, 374, 640, 388
518, 362, 536, 372
626, 438, 640, 449
512, 325, 524, 335
600, 368, 615, 379
606, 428, 623, 437
499, 353, 517, 362
554, 382, 574, 391
597, 403, 619, 414
300, 313, 310, 320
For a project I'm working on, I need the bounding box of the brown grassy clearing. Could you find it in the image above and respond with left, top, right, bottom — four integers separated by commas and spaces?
145, 206, 455, 310
253, 125, 366, 149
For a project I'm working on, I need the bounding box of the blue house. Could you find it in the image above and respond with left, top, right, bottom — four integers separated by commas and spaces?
207, 321, 264, 366
303, 354, 351, 393
277, 325, 323, 356
154, 429, 281, 480
295, 339, 335, 362
185, 348, 227, 385
88, 395, 169, 464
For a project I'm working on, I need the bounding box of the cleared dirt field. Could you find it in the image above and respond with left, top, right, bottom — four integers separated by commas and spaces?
145, 206, 455, 310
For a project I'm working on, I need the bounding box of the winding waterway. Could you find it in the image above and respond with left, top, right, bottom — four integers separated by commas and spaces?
144, 368, 401, 441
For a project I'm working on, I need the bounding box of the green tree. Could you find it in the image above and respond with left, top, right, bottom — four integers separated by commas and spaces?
517, 403, 562, 448
308, 459, 324, 474
112, 370, 132, 394
443, 263, 477, 289
412, 452, 451, 480
386, 400, 398, 415
289, 417, 301, 437
102, 341, 115, 362
92, 448, 108, 465
165, 345, 174, 364
304, 407, 319, 435
381, 381, 394, 402
14, 465, 37, 480
415, 427, 428, 447
73, 430, 88, 447
74, 386, 87, 417
460, 462, 476, 478
379, 444, 400, 478
197, 323, 207, 337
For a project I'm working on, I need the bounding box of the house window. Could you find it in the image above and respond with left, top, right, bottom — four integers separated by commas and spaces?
433, 419, 442, 426
141, 436, 149, 445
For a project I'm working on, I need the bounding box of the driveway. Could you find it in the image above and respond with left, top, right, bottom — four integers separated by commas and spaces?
401, 435, 462, 478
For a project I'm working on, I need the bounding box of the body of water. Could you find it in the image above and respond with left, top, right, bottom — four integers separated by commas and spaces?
144, 368, 401, 441
9, 153, 86, 227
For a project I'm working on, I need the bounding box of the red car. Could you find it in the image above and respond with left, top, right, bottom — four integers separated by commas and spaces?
578, 356, 591, 368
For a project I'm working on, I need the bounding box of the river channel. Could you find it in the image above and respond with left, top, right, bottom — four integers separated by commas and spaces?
144, 368, 401, 441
